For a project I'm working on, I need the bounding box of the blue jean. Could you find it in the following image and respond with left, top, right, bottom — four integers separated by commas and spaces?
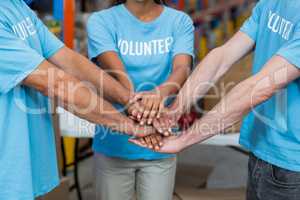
247, 153, 300, 200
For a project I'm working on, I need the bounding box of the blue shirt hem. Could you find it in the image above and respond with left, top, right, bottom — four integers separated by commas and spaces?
34, 178, 60, 199
93, 146, 175, 161
239, 28, 256, 42
44, 44, 65, 59
240, 138, 300, 172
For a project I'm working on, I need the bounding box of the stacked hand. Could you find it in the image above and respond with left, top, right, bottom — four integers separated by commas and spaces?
126, 92, 183, 153
128, 91, 164, 125
130, 133, 188, 154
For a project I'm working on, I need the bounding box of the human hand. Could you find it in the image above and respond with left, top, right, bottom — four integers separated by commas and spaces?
127, 100, 143, 121
130, 91, 165, 126
152, 106, 182, 136
123, 121, 158, 138
127, 93, 183, 137
134, 134, 164, 151
129, 132, 188, 154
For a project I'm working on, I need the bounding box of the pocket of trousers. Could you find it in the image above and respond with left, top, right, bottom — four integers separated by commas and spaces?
271, 165, 300, 187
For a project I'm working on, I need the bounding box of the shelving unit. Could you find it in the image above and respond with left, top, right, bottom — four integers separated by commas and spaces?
191, 0, 248, 24
53, 0, 75, 49
167, 0, 257, 61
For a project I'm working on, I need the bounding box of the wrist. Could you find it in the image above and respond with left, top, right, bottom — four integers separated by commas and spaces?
121, 118, 140, 136
118, 77, 133, 91
108, 114, 134, 134
175, 130, 194, 150
119, 89, 131, 106
185, 123, 217, 147
169, 100, 184, 121
156, 85, 172, 99
181, 129, 196, 148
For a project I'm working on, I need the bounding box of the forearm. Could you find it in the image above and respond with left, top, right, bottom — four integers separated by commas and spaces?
157, 64, 190, 98
96, 51, 133, 91
173, 32, 255, 114
58, 79, 134, 133
183, 78, 256, 147
24, 61, 136, 135
183, 56, 300, 147
173, 47, 229, 113
67, 52, 131, 105
50, 48, 131, 105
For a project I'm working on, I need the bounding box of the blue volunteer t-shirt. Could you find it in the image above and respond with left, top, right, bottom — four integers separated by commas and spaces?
0, 0, 64, 199
240, 0, 300, 171
87, 4, 194, 160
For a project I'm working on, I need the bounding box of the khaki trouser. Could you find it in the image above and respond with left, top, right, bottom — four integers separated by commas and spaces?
94, 153, 177, 200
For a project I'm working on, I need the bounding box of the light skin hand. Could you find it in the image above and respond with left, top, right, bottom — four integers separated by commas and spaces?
130, 132, 188, 153
151, 100, 184, 136
152, 112, 177, 136
131, 104, 183, 150
127, 99, 177, 137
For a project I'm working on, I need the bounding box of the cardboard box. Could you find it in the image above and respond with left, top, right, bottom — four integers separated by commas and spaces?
175, 187, 246, 200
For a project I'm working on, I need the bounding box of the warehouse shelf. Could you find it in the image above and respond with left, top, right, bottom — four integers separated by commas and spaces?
192, 0, 247, 24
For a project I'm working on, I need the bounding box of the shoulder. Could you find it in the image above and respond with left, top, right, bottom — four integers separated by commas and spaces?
88, 5, 120, 25
257, 0, 270, 6
165, 7, 193, 22
253, 0, 270, 10
165, 7, 193, 27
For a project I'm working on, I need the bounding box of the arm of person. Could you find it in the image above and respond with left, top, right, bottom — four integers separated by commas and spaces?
94, 51, 147, 120
23, 60, 156, 137
145, 31, 255, 137
170, 0, 265, 117
148, 55, 300, 153
48, 47, 132, 106
95, 51, 133, 90
28, 9, 132, 107
158, 54, 192, 97
138, 54, 192, 126
172, 31, 255, 116
0, 18, 153, 137
136, 14, 195, 126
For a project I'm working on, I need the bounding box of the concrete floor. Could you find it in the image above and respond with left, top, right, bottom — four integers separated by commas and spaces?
69, 145, 249, 200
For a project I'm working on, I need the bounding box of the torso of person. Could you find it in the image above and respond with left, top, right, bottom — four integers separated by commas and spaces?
87, 4, 194, 160
0, 0, 64, 199
240, 0, 300, 172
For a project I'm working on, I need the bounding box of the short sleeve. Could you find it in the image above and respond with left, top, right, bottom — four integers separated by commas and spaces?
29, 10, 64, 59
0, 28, 45, 94
277, 24, 300, 69
87, 13, 118, 61
240, 1, 263, 42
172, 14, 195, 58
